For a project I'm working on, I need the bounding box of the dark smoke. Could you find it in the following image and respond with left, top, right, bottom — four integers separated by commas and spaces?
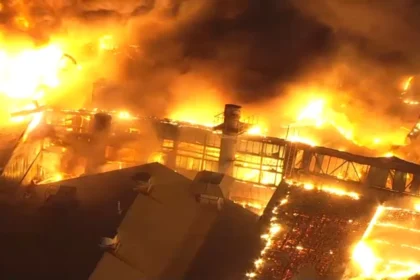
292, 0, 420, 62
3, 0, 420, 117
288, 0, 420, 123
119, 0, 336, 109
0, 0, 335, 113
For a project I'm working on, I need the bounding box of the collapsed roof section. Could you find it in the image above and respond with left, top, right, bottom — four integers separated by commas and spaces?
349, 205, 420, 279
244, 176, 420, 279
245, 181, 378, 280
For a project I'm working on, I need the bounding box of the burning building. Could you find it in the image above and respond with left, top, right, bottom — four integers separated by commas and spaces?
3, 103, 420, 279
3, 1, 420, 279
3, 102, 420, 202
1, 104, 285, 212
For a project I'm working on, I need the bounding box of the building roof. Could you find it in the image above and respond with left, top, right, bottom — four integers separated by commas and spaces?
191, 170, 234, 198
0, 124, 27, 170
252, 180, 420, 279
237, 134, 420, 174
0, 162, 260, 280
251, 181, 378, 279
307, 145, 420, 174
88, 252, 145, 280
99, 167, 260, 280
0, 163, 143, 279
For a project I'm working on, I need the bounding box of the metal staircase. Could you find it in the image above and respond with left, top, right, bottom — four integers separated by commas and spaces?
212, 111, 258, 135
283, 126, 299, 179
284, 142, 298, 179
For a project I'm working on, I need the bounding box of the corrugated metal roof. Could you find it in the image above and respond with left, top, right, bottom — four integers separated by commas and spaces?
191, 171, 235, 198
0, 162, 261, 280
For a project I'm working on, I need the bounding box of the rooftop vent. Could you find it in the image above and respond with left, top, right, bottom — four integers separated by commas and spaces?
99, 234, 120, 251
93, 112, 112, 132
132, 172, 154, 195
196, 194, 224, 211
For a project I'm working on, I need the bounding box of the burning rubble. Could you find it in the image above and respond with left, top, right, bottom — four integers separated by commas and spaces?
244, 180, 420, 280
245, 180, 370, 280
347, 200, 420, 280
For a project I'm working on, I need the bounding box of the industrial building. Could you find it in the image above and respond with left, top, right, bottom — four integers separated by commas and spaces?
2, 104, 420, 206
2, 103, 420, 278
0, 163, 261, 280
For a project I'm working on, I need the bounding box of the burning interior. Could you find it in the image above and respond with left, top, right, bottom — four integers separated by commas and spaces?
4, 101, 420, 213
4, 102, 420, 212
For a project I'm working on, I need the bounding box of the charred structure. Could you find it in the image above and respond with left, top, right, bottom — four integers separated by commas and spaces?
215, 104, 244, 175
252, 182, 373, 279
2, 104, 420, 279
3, 104, 420, 203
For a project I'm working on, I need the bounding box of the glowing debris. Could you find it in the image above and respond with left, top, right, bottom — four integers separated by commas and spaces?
351, 205, 420, 279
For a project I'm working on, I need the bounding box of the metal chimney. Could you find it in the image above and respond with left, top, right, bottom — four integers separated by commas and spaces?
86, 112, 112, 174
218, 104, 242, 175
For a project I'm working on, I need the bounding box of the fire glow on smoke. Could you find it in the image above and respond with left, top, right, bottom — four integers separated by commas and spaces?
169, 86, 412, 158
1, 4, 420, 164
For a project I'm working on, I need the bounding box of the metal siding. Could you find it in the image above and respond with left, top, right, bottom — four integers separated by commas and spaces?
367, 167, 388, 188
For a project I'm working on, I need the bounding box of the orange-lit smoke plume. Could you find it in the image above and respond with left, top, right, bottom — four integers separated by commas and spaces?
2, 0, 420, 159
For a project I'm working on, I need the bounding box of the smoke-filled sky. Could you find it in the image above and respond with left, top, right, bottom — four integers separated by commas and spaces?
3, 0, 420, 119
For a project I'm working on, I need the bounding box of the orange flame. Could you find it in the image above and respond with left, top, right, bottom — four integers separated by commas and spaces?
0, 44, 64, 100
403, 76, 414, 92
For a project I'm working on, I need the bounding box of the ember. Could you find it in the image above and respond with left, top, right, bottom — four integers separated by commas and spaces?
245, 181, 370, 279
350, 206, 420, 279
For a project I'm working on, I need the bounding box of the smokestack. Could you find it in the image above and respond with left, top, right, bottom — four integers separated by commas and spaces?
218, 104, 242, 175
407, 117, 420, 142
86, 112, 112, 174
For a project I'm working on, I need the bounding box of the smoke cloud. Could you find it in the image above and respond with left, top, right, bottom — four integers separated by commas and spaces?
292, 0, 420, 60
3, 0, 420, 132
0, 1, 334, 112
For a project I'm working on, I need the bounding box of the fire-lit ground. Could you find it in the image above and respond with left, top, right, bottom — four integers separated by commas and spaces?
245, 181, 373, 280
